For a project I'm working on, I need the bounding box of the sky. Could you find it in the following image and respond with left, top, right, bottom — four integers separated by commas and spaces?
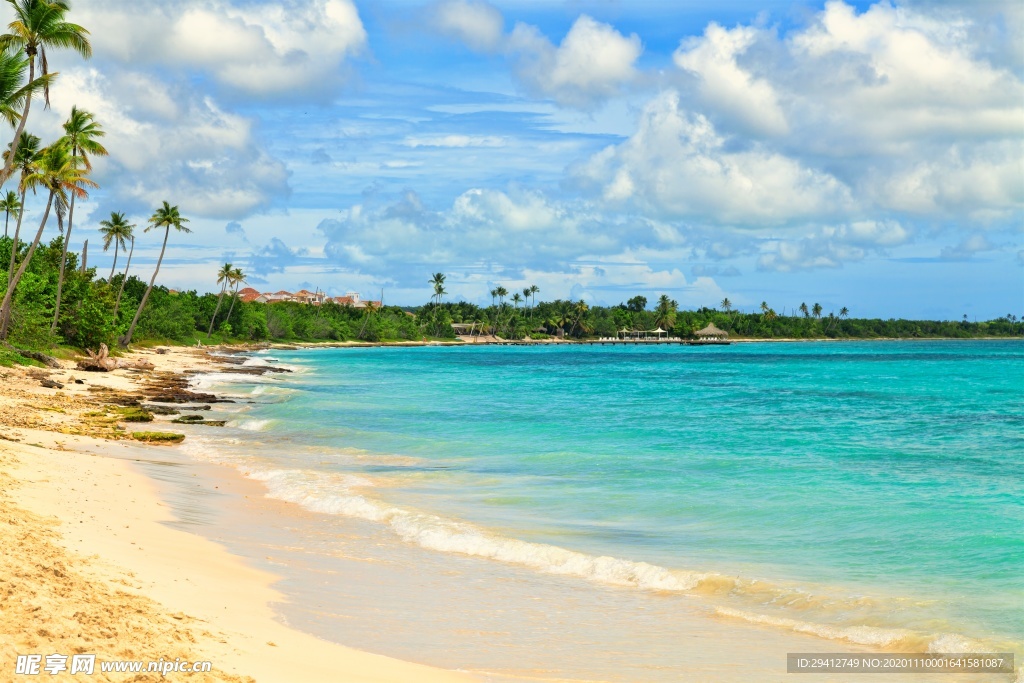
9, 0, 1023, 318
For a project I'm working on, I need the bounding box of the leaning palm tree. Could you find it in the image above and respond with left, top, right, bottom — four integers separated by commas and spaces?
122, 201, 190, 346
98, 210, 132, 280
0, 188, 18, 237
2, 130, 39, 289
0, 140, 94, 338
0, 0, 91, 183
207, 262, 233, 336
221, 266, 245, 330
112, 232, 133, 318
51, 105, 106, 331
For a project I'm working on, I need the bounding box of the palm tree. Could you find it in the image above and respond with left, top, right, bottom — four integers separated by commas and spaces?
489, 287, 497, 307
0, 0, 91, 183
655, 294, 677, 330
522, 287, 531, 312
799, 302, 809, 318
98, 210, 132, 280
511, 292, 522, 309
760, 301, 770, 315
0, 44, 46, 130
720, 297, 732, 313
3, 130, 39, 290
221, 266, 245, 331
812, 302, 822, 319
122, 201, 190, 346
529, 283, 539, 307
428, 272, 445, 306
0, 140, 94, 338
0, 188, 18, 237
207, 262, 233, 336
839, 306, 849, 319
569, 299, 589, 336
495, 285, 507, 305
112, 232, 133, 318
51, 106, 106, 331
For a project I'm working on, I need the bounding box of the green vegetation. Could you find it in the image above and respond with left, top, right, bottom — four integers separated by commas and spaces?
131, 431, 184, 444
116, 406, 153, 422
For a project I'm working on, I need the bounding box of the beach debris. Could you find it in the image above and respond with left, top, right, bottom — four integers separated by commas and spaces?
3, 342, 61, 368
40, 378, 64, 389
77, 344, 118, 372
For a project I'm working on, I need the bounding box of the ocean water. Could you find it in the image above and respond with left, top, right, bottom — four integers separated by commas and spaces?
185, 341, 1024, 675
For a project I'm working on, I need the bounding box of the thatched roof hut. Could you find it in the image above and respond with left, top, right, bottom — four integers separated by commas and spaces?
694, 322, 728, 339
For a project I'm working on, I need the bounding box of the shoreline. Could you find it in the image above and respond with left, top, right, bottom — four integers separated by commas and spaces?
0, 349, 474, 682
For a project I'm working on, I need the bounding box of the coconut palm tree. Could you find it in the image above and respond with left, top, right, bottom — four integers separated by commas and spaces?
428, 272, 445, 306
51, 106, 106, 331
0, 44, 47, 131
0, 188, 18, 237
122, 201, 190, 346
2, 130, 39, 289
112, 233, 133, 318
760, 301, 770, 315
511, 292, 522, 309
495, 285, 507, 305
812, 302, 822, 320
0, 140, 94, 338
207, 262, 233, 336
0, 0, 91, 183
529, 283, 539, 308
98, 210, 131, 280
720, 297, 732, 313
655, 294, 677, 330
839, 306, 849, 319
799, 302, 809, 318
221, 266, 245, 330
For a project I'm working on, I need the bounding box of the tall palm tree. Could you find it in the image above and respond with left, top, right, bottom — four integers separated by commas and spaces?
495, 285, 507, 305
0, 0, 91, 183
0, 140, 94, 338
655, 294, 677, 330
112, 232, 133, 318
760, 301, 770, 315
720, 297, 732, 313
522, 287, 531, 313
51, 105, 106, 331
221, 266, 245, 330
0, 188, 18, 237
799, 302, 809, 318
812, 302, 822, 320
0, 44, 46, 130
511, 292, 522, 309
3, 130, 39, 289
207, 262, 233, 336
122, 201, 190, 346
98, 210, 132, 280
428, 272, 445, 306
489, 287, 497, 307
839, 306, 849, 319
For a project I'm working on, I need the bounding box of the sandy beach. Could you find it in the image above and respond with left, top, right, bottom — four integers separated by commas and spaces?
0, 347, 473, 682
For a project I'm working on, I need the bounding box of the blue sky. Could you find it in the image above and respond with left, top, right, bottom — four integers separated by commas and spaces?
12, 0, 1023, 318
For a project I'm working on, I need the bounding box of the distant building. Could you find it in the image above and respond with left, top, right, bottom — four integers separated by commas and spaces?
237, 287, 261, 303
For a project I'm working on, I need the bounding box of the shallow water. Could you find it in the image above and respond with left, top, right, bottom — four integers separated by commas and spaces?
183, 341, 1024, 677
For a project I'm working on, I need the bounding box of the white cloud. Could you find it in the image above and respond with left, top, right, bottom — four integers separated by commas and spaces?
939, 233, 997, 260
403, 134, 507, 148
75, 0, 366, 98
507, 15, 643, 108
756, 220, 912, 272
573, 91, 851, 225
674, 23, 788, 136
41, 68, 288, 218
430, 0, 505, 52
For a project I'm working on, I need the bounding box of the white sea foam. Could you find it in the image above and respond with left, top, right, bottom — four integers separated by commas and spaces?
233, 418, 274, 432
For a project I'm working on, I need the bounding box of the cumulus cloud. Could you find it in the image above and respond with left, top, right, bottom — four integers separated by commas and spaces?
248, 237, 308, 275
403, 134, 507, 148
572, 91, 851, 224
41, 68, 289, 219
757, 220, 912, 272
430, 0, 504, 52
939, 233, 998, 260
76, 0, 366, 98
507, 15, 643, 108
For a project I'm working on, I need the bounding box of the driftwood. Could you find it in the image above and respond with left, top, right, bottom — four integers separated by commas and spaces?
2, 343, 61, 368
77, 344, 118, 372
40, 378, 64, 389
77, 344, 155, 372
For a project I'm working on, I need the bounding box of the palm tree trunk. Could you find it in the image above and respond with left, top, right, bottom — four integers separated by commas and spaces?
223, 283, 240, 328
5, 188, 26, 290
108, 241, 119, 281
51, 187, 77, 332
3, 209, 8, 238
207, 287, 226, 336
113, 237, 133, 319
0, 191, 53, 339
123, 227, 168, 346
0, 57, 33, 184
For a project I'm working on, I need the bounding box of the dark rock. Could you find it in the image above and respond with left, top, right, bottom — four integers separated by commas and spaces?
40, 378, 64, 389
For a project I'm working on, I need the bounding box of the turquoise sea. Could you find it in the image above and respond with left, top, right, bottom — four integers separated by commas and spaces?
187, 341, 1023, 672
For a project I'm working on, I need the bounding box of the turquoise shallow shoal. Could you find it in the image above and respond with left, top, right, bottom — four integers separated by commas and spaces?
223, 341, 1024, 646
